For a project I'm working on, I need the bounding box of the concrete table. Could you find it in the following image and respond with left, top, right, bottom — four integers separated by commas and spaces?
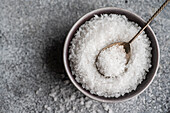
0, 0, 169, 112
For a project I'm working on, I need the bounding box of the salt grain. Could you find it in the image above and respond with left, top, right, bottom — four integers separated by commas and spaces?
44, 105, 51, 111
69, 14, 152, 97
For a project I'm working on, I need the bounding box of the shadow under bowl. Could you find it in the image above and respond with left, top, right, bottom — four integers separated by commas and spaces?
63, 7, 160, 103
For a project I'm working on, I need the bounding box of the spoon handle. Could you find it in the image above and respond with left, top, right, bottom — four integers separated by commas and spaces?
128, 0, 169, 44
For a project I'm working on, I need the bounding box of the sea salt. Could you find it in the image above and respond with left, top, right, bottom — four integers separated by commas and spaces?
69, 14, 152, 97
96, 45, 126, 78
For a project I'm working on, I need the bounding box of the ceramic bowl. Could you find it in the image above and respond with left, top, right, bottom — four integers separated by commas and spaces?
63, 7, 160, 102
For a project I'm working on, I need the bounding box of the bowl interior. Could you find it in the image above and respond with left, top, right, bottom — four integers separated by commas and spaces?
63, 8, 159, 102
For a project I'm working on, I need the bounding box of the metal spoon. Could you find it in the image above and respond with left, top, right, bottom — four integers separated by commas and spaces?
95, 0, 169, 77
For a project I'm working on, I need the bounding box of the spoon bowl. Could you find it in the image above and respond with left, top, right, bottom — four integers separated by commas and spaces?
95, 42, 131, 77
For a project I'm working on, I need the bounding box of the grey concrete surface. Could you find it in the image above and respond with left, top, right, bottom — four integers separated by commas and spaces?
0, 0, 169, 113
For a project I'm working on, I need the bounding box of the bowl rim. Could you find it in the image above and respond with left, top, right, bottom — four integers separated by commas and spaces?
63, 7, 160, 103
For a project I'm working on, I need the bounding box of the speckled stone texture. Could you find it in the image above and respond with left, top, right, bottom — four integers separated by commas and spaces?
0, 0, 169, 113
